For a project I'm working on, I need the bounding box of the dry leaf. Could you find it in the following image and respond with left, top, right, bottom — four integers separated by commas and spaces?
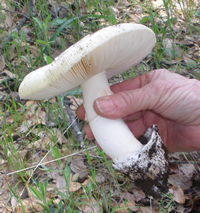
33, 137, 50, 150
0, 188, 10, 210
132, 188, 146, 202
29, 45, 40, 58
47, 128, 68, 144
163, 38, 182, 58
24, 102, 48, 127
11, 197, 18, 211
0, 55, 5, 70
4, 15, 12, 28
140, 206, 157, 213
128, 14, 141, 23
56, 175, 68, 195
70, 156, 88, 182
122, 0, 130, 6
65, 96, 83, 111
109, 6, 120, 18
95, 172, 106, 184
6, 115, 14, 124
25, 100, 38, 107
123, 191, 136, 202
8, 44, 17, 61
36, 108, 48, 125
1, 70, 18, 79
56, 174, 90, 193
25, 103, 38, 119
152, 0, 164, 8
69, 176, 90, 192
178, 163, 195, 178
42, 153, 59, 169
0, 207, 12, 213
183, 54, 197, 67
18, 119, 33, 133
169, 185, 185, 204
79, 197, 100, 213
116, 201, 136, 213
169, 174, 192, 189
20, 197, 45, 212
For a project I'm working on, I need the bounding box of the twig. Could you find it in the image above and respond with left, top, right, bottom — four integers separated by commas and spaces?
63, 97, 85, 149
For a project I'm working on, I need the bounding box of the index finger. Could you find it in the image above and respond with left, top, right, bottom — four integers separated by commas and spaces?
110, 69, 159, 93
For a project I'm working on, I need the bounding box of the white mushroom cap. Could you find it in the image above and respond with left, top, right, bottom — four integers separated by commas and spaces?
19, 23, 156, 100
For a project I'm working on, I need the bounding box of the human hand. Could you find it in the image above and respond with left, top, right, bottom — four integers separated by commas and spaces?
76, 69, 200, 152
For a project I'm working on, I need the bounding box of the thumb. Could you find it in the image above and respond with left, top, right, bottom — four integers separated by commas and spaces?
93, 88, 156, 119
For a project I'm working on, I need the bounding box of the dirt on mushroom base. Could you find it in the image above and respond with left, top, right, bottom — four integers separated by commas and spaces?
113, 125, 169, 198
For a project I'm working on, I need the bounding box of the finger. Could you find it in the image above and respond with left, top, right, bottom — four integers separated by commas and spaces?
123, 111, 143, 121
93, 85, 159, 119
93, 68, 188, 120
110, 69, 164, 93
125, 118, 169, 149
126, 119, 147, 138
95, 141, 102, 149
77, 69, 167, 120
85, 124, 94, 139
93, 70, 171, 119
76, 104, 85, 120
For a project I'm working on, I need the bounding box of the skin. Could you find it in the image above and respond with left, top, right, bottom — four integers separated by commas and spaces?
76, 69, 200, 153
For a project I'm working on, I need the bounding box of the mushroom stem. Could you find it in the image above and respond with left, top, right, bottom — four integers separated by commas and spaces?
81, 71, 143, 160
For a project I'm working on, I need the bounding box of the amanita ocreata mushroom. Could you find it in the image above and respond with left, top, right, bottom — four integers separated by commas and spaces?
19, 23, 169, 197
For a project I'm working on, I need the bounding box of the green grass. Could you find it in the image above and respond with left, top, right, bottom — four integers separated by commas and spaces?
0, 0, 199, 212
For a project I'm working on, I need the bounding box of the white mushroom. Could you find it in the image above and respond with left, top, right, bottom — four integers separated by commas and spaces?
19, 23, 168, 197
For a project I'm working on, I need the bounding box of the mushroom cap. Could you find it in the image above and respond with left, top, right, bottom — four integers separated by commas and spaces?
19, 23, 156, 100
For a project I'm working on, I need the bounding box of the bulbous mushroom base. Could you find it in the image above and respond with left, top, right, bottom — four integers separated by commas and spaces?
112, 125, 169, 198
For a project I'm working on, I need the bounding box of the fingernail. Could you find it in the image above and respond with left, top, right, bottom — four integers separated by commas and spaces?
95, 97, 114, 113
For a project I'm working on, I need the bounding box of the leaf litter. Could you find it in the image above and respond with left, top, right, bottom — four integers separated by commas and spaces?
0, 0, 199, 212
